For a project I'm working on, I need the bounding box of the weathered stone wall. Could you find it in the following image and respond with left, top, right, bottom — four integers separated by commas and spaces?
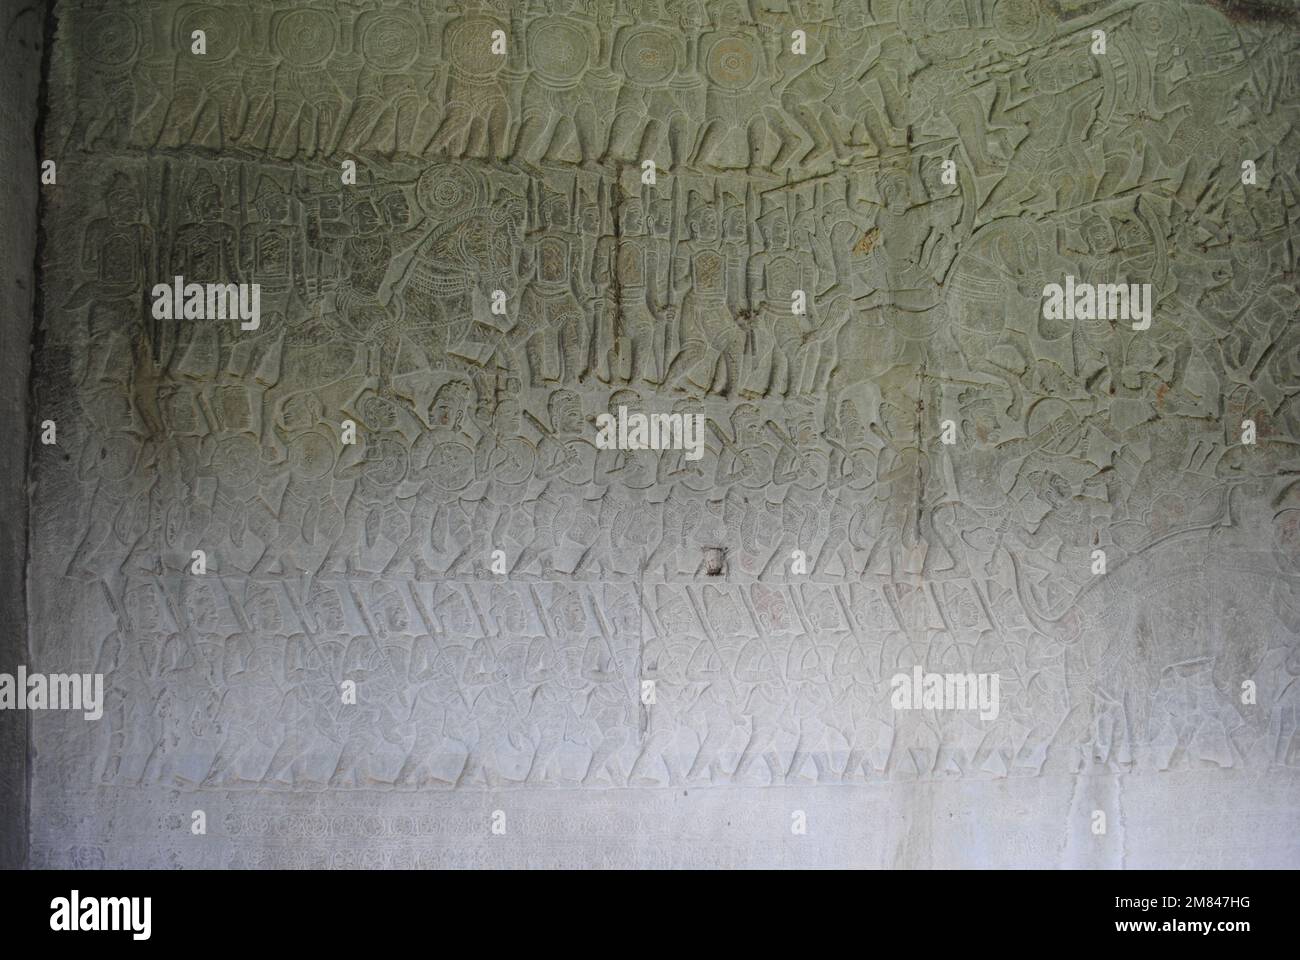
22, 0, 1300, 868
0, 0, 45, 870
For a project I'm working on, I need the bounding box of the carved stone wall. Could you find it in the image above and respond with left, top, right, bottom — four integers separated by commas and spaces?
22, 0, 1300, 867
0, 0, 45, 870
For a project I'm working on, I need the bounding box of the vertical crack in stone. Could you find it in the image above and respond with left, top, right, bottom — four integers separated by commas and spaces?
610, 162, 625, 376
912, 360, 927, 553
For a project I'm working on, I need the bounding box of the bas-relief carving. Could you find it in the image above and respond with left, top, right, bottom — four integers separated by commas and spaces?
26, 0, 1300, 863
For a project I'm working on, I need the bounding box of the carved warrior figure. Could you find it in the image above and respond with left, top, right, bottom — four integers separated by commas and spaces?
516, 3, 605, 164
251, 393, 342, 578
383, 380, 474, 579
434, 13, 515, 158
68, 173, 153, 311
341, 9, 436, 156
605, 14, 693, 167
240, 177, 305, 301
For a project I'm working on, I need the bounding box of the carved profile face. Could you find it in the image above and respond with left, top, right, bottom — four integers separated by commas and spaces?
650, 201, 672, 237
550, 590, 586, 634
789, 406, 817, 444
247, 584, 283, 634
836, 3, 868, 29
879, 172, 909, 215
439, 595, 472, 635
550, 389, 584, 434
761, 212, 789, 249
799, 0, 827, 23
608, 593, 638, 635
732, 405, 764, 445
126, 584, 161, 632
257, 188, 290, 224
185, 583, 219, 631
1116, 218, 1150, 251
809, 594, 838, 630
659, 598, 693, 634
430, 383, 466, 430
717, 0, 744, 26
106, 182, 139, 223
723, 206, 745, 241
689, 206, 718, 241
839, 399, 865, 442
964, 401, 1002, 446
309, 586, 347, 634
580, 205, 600, 235
1039, 471, 1072, 508
665, 0, 703, 26
281, 393, 321, 432
360, 394, 399, 431
754, 586, 787, 632
351, 198, 382, 234
494, 592, 526, 634
619, 201, 643, 236
190, 185, 222, 222
628, 0, 660, 21
1083, 216, 1114, 255
608, 389, 640, 419
376, 589, 409, 633
878, 402, 909, 441
546, 195, 569, 229
379, 191, 409, 229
